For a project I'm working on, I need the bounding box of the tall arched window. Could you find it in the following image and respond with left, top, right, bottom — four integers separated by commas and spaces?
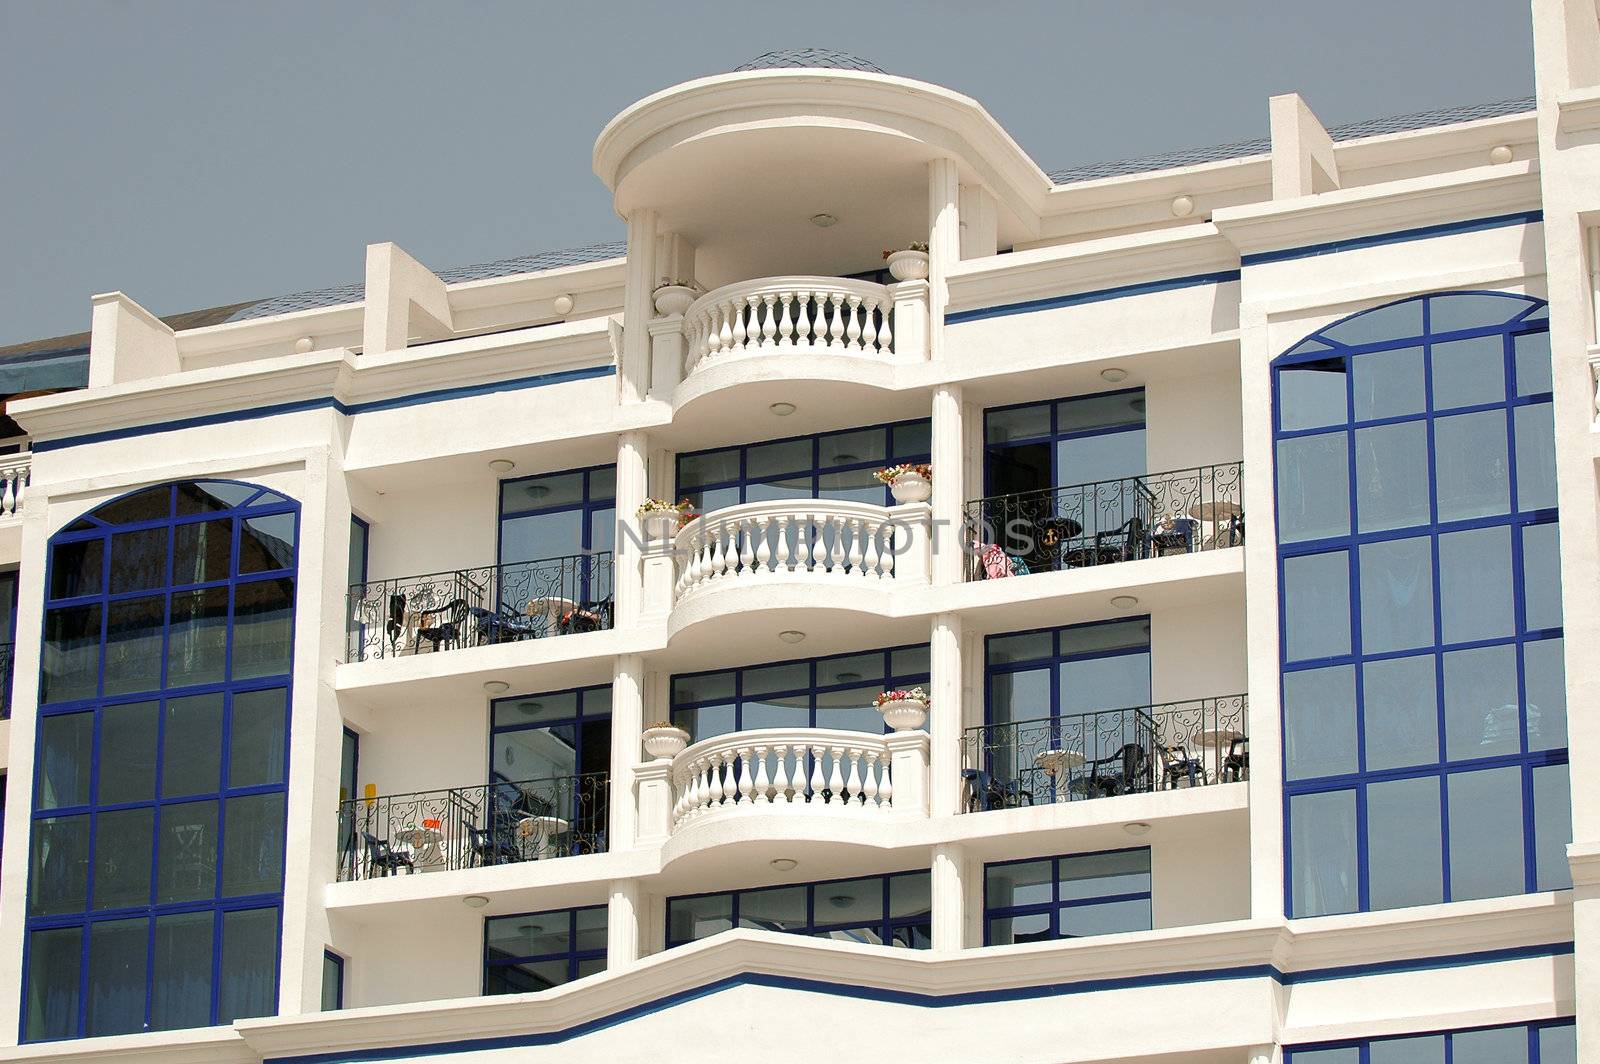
1272, 292, 1569, 918
24, 480, 298, 1041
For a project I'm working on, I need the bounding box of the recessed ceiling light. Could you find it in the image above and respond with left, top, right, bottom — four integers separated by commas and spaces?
483, 680, 510, 695
769, 402, 797, 416
810, 213, 838, 228
770, 858, 798, 871
463, 895, 491, 908
836, 671, 863, 682
779, 630, 806, 644
518, 701, 543, 715
519, 922, 544, 933
489, 459, 516, 473
1110, 595, 1139, 609
833, 453, 859, 463
1100, 368, 1128, 383
1123, 821, 1152, 836
524, 484, 550, 499
827, 894, 853, 909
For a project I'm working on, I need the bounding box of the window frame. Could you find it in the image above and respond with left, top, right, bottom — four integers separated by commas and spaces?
1284, 1017, 1576, 1063
665, 869, 931, 950
981, 386, 1148, 496
673, 418, 931, 509
482, 904, 607, 995
981, 846, 1153, 945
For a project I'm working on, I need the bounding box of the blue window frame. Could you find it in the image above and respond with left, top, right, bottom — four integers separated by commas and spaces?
320, 950, 344, 1012
24, 480, 298, 1042
674, 418, 931, 513
488, 685, 611, 852
496, 464, 615, 606
483, 905, 606, 994
347, 516, 368, 589
670, 643, 930, 742
1285, 1018, 1576, 1063
1272, 293, 1569, 919
666, 869, 930, 949
983, 387, 1147, 498
983, 847, 1152, 944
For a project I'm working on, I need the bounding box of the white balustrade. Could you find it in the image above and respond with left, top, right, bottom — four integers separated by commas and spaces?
669, 727, 925, 826
683, 276, 895, 372
672, 499, 930, 599
0, 454, 30, 517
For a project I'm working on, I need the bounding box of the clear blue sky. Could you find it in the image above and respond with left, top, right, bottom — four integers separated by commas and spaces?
0, 1, 1537, 347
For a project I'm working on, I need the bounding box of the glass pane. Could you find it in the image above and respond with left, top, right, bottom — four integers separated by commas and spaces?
738, 886, 806, 932
1283, 665, 1357, 780
494, 724, 575, 782
574, 906, 607, 953
1057, 428, 1145, 486
743, 662, 809, 698
37, 711, 93, 808
1289, 1050, 1359, 1064
818, 428, 886, 468
167, 586, 229, 687
174, 481, 255, 515
163, 693, 224, 796
86, 917, 147, 1036
322, 953, 342, 1011
230, 688, 288, 787
488, 958, 567, 993
1057, 849, 1151, 899
1514, 402, 1557, 512
1452, 1025, 1529, 1064
150, 910, 215, 1030
1362, 655, 1439, 771
986, 403, 1052, 443
1369, 1034, 1446, 1064
889, 873, 932, 920
1276, 434, 1350, 543
1354, 422, 1429, 532
99, 700, 159, 803
173, 518, 232, 584
93, 807, 155, 910
988, 909, 1052, 944
1358, 537, 1433, 652
987, 668, 1050, 728
1325, 298, 1424, 345
222, 792, 286, 896
1059, 391, 1146, 432
675, 448, 741, 491
1538, 1024, 1578, 1064
986, 860, 1052, 909
24, 926, 82, 1042
1514, 331, 1552, 395
1058, 897, 1150, 937
986, 631, 1053, 664
232, 578, 294, 679
890, 645, 930, 679
1438, 526, 1514, 644
815, 467, 885, 503
42, 603, 101, 704
239, 513, 296, 573
1524, 638, 1566, 752
1532, 764, 1572, 891
1428, 293, 1523, 333
1447, 766, 1525, 901
814, 877, 884, 928
347, 518, 368, 588
50, 538, 104, 600
672, 702, 734, 741
1521, 522, 1562, 631
1431, 334, 1505, 410
486, 912, 572, 960
747, 438, 811, 479
816, 652, 884, 688
814, 684, 884, 734
500, 471, 584, 514
1352, 346, 1424, 420
891, 421, 931, 458
1278, 360, 1348, 431
157, 800, 219, 903
1289, 789, 1357, 917
495, 690, 580, 727
1367, 776, 1443, 910
29, 814, 89, 916
1058, 651, 1149, 716
499, 510, 583, 565
104, 595, 164, 696
1282, 552, 1350, 662
668, 893, 733, 944
1434, 410, 1510, 521
217, 907, 278, 1023
1442, 645, 1519, 760
109, 526, 169, 594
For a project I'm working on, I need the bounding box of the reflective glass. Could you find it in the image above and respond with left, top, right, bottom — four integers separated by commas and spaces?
167, 586, 229, 687
222, 793, 286, 896
157, 800, 219, 903
1282, 552, 1350, 661
232, 578, 294, 679
1433, 410, 1510, 521
1056, 427, 1146, 485
98, 485, 172, 524
1514, 402, 1557, 511
674, 449, 741, 490
98, 700, 159, 802
1438, 526, 1514, 643
1442, 645, 1519, 760
86, 917, 147, 1036
1278, 360, 1348, 431
163, 693, 223, 796
41, 603, 101, 704
1428, 293, 1524, 333
28, 815, 89, 915
500, 472, 584, 514
1352, 345, 1424, 420
818, 428, 885, 467
986, 631, 1053, 664
174, 481, 255, 515
103, 595, 164, 696
1430, 334, 1504, 410
93, 807, 154, 910
1539, 1024, 1578, 1064
1354, 422, 1430, 531
739, 886, 806, 932
1369, 1035, 1445, 1064
1276, 434, 1350, 543
1283, 665, 1357, 780
747, 438, 811, 478
24, 927, 82, 1041
1058, 651, 1149, 716
986, 403, 1052, 443
668, 894, 733, 944
1366, 776, 1443, 910
1521, 522, 1562, 631
50, 538, 104, 600
1290, 1051, 1359, 1064
1358, 537, 1433, 652
1452, 1025, 1529, 1064
230, 688, 288, 787
988, 911, 1051, 944
1513, 331, 1552, 395
239, 513, 296, 573
1362, 655, 1439, 771
37, 711, 93, 808
1058, 897, 1150, 937
1447, 767, 1525, 901
1057, 849, 1150, 898
986, 860, 1052, 909
1325, 298, 1424, 344
1532, 764, 1573, 891
217, 907, 278, 1023
988, 668, 1050, 726
498, 510, 582, 565
1289, 789, 1357, 916
150, 912, 213, 1031
174, 518, 232, 584
109, 527, 168, 594
1524, 638, 1566, 752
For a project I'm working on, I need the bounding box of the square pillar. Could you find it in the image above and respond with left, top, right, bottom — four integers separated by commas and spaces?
884, 731, 930, 815
635, 758, 673, 843
931, 384, 967, 586
889, 280, 929, 361
930, 612, 965, 817
648, 315, 686, 398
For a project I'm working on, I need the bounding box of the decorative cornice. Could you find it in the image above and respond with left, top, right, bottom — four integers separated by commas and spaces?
1556, 85, 1600, 135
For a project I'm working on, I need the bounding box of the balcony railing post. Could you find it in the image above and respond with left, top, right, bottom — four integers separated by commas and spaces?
885, 730, 931, 815
635, 759, 674, 842
649, 314, 686, 397
888, 502, 933, 585
889, 279, 929, 360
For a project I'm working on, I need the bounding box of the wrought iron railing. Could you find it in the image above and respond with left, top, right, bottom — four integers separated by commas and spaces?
336, 772, 609, 881
964, 462, 1243, 579
345, 552, 614, 662
958, 695, 1248, 811
0, 641, 12, 719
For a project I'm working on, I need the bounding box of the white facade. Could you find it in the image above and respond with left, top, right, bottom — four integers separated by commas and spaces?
0, 7, 1593, 1061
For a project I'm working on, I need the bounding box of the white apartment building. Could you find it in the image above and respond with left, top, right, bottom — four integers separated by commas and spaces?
0, 4, 1594, 1060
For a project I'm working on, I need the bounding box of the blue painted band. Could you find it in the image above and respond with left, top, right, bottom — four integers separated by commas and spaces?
945, 269, 1241, 325
31, 364, 615, 453
264, 939, 1574, 1063
1242, 210, 1544, 267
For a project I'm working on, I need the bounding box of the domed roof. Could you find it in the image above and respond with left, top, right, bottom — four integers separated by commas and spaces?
732, 48, 886, 74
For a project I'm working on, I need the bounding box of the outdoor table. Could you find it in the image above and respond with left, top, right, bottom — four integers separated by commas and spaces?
517, 815, 570, 859
524, 596, 578, 636
1192, 728, 1244, 783
1034, 748, 1086, 801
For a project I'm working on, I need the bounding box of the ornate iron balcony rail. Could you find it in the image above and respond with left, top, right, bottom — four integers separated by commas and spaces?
345, 551, 614, 662
959, 695, 1248, 811
0, 640, 12, 720
336, 772, 609, 881
964, 462, 1243, 579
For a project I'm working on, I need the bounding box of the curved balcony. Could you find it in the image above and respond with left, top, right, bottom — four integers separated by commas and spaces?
684, 276, 896, 373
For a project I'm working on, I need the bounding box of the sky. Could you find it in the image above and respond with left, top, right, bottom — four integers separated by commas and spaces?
0, 0, 1538, 348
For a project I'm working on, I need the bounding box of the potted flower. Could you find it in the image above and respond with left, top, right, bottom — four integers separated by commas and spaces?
638, 498, 694, 538
873, 462, 932, 504
874, 687, 929, 731
883, 241, 929, 282
642, 720, 691, 760
653, 278, 700, 317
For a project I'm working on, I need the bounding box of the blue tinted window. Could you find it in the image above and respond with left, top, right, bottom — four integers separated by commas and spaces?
1289, 1021, 1569, 1064
669, 870, 931, 950
678, 419, 930, 510
484, 906, 607, 995
984, 849, 1150, 945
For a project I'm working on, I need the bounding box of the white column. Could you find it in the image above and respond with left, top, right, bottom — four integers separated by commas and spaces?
930, 843, 971, 952
930, 612, 964, 817
620, 208, 659, 403
931, 384, 967, 586
927, 158, 961, 362
614, 431, 649, 626
609, 654, 645, 848
958, 183, 998, 259
607, 879, 644, 967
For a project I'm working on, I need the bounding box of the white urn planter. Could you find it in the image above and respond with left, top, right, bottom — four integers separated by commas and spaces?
877, 698, 928, 732
653, 285, 697, 317
640, 511, 680, 539
889, 472, 931, 504
642, 725, 691, 760
886, 250, 929, 282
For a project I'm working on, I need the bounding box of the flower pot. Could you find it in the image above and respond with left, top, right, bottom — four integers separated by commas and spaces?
886, 250, 929, 282
641, 511, 680, 539
642, 725, 691, 760
889, 472, 931, 504
653, 285, 697, 317
877, 698, 928, 732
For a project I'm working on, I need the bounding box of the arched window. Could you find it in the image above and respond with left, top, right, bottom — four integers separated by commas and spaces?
24, 480, 298, 1041
1272, 292, 1569, 918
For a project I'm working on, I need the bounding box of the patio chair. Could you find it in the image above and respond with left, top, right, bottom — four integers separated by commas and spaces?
362, 832, 414, 876
468, 605, 542, 644
961, 768, 1034, 812
1157, 742, 1204, 789
1095, 516, 1148, 562
1150, 518, 1198, 556
385, 593, 406, 654
1223, 737, 1249, 782
415, 598, 469, 652
1089, 742, 1151, 797
467, 823, 520, 866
